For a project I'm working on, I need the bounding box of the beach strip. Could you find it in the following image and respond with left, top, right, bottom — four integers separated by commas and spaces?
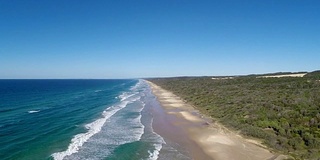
147, 81, 286, 160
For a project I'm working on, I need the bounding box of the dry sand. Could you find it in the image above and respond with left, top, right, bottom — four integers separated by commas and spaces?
211, 77, 234, 80
257, 73, 306, 78
147, 81, 288, 160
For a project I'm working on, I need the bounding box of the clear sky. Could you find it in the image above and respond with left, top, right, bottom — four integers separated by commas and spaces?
0, 0, 319, 79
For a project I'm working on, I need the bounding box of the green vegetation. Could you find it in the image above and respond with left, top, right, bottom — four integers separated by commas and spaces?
149, 73, 320, 159
305, 70, 320, 79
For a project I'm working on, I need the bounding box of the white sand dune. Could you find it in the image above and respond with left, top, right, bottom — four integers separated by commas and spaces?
257, 73, 306, 78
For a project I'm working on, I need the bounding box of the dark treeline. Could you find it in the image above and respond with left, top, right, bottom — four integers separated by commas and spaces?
148, 71, 320, 159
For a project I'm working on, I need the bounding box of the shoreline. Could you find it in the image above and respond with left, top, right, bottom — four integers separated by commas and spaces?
149, 84, 212, 160
147, 81, 287, 160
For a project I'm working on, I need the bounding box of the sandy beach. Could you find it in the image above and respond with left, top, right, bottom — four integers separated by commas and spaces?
147, 81, 287, 160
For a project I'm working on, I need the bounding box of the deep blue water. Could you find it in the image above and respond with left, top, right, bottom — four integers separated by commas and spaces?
0, 79, 190, 160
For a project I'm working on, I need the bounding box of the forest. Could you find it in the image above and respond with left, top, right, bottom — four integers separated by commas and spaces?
149, 71, 320, 159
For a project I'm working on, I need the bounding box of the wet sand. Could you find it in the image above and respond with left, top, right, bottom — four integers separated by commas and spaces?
147, 81, 287, 160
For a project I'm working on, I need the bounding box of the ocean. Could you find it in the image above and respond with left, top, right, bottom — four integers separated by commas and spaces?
0, 79, 190, 160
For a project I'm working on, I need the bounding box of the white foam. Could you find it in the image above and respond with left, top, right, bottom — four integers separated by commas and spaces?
94, 90, 102, 93
134, 115, 144, 141
118, 92, 138, 101
28, 110, 40, 113
130, 79, 142, 90
148, 143, 163, 160
118, 80, 144, 101
52, 101, 129, 160
147, 118, 166, 160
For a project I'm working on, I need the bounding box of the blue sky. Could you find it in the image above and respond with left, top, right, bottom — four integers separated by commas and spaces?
0, 0, 319, 78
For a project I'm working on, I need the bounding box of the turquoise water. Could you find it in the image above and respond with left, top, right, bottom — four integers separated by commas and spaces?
0, 79, 190, 160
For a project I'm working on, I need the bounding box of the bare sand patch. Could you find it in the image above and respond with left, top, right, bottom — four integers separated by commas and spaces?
257, 73, 306, 78
205, 134, 236, 145
179, 111, 203, 122
161, 99, 183, 103
167, 103, 185, 107
212, 77, 234, 80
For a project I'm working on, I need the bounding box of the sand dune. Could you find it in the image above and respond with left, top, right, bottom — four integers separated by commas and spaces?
257, 73, 306, 78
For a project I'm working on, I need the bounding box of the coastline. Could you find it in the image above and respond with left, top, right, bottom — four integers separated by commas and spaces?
147, 81, 286, 160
